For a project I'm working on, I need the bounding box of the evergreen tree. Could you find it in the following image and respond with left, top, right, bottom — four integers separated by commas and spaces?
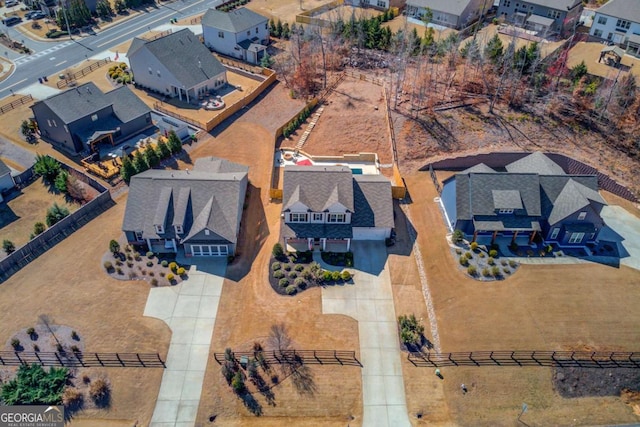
34, 154, 61, 185
282, 22, 290, 40
133, 150, 148, 173
120, 155, 136, 183
167, 130, 182, 154
260, 52, 274, 68
269, 18, 276, 35
145, 146, 160, 167
570, 60, 588, 84
54, 169, 69, 193
155, 139, 171, 159
276, 19, 283, 38
45, 203, 70, 226
484, 33, 504, 65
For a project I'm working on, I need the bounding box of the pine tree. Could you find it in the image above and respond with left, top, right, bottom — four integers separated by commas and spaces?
484, 33, 504, 65
133, 150, 148, 173
155, 139, 171, 159
167, 130, 182, 154
145, 146, 160, 167
276, 19, 283, 38
120, 155, 136, 183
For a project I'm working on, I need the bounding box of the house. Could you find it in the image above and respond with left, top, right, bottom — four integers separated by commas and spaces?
122, 157, 248, 257
496, 0, 583, 37
405, 0, 488, 30
589, 0, 640, 58
281, 166, 394, 251
447, 152, 607, 247
128, 29, 228, 102
31, 82, 152, 155
202, 7, 269, 64
0, 159, 15, 203
354, 0, 404, 11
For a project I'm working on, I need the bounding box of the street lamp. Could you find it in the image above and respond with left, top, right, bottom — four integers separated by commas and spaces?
58, 0, 73, 40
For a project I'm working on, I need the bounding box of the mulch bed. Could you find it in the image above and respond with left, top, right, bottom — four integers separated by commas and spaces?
554, 367, 640, 398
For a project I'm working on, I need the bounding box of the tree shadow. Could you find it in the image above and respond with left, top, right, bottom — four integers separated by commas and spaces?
251, 373, 276, 406
239, 390, 262, 416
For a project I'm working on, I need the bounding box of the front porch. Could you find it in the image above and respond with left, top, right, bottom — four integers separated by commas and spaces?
284, 237, 351, 253
147, 238, 178, 254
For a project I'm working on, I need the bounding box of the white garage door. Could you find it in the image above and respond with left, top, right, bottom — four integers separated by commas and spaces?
191, 245, 229, 256
352, 227, 389, 240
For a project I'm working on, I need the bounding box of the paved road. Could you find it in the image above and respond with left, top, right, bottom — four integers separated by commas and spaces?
0, 134, 35, 169
600, 205, 640, 271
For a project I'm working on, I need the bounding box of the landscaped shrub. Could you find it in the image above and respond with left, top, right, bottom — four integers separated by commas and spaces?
341, 270, 351, 281
116, 268, 123, 275
459, 256, 468, 266
103, 261, 113, 271
27, 327, 35, 337
294, 264, 304, 272
479, 252, 485, 258
271, 262, 281, 271
294, 277, 306, 288
331, 270, 341, 281
503, 267, 511, 274
0, 365, 68, 405
487, 257, 495, 265
167, 273, 175, 281
482, 267, 491, 277
398, 314, 424, 346
501, 259, 507, 266
285, 285, 297, 295
470, 242, 478, 252
283, 264, 291, 271
71, 331, 79, 340
133, 252, 141, 261
302, 269, 313, 280
177, 267, 186, 276
169, 262, 178, 272
146, 251, 154, 258
273, 270, 285, 279
146, 261, 153, 267
272, 243, 284, 259
467, 265, 477, 276
62, 387, 83, 408
452, 229, 464, 244
489, 249, 498, 258
491, 266, 501, 277
455, 248, 462, 255
465, 251, 473, 259
127, 261, 133, 267
221, 361, 234, 385
151, 278, 158, 286
322, 270, 332, 282
288, 271, 297, 279
33, 344, 40, 352
71, 345, 80, 353
161, 260, 168, 267
279, 278, 289, 287
508, 260, 517, 268
11, 338, 20, 349
231, 371, 245, 393
89, 378, 110, 406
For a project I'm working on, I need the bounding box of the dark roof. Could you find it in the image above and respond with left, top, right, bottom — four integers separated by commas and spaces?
32, 82, 150, 126
0, 159, 10, 177
202, 7, 268, 33
406, 0, 479, 16
462, 163, 495, 174
122, 156, 248, 243
506, 152, 565, 175
540, 176, 606, 225
128, 29, 226, 89
352, 175, 394, 228
519, 0, 581, 10
283, 166, 354, 212
281, 223, 353, 239
595, 0, 640, 23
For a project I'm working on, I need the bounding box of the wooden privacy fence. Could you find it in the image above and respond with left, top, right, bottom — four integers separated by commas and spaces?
408, 351, 640, 368
0, 94, 33, 115
214, 349, 361, 367
57, 58, 112, 89
0, 351, 165, 368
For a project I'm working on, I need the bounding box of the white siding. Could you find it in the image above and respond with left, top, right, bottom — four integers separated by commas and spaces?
203, 20, 269, 61
589, 12, 640, 44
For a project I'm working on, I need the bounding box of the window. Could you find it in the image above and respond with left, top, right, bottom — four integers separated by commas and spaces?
616, 19, 631, 30
218, 31, 224, 38
148, 67, 152, 75
498, 209, 514, 214
547, 10, 561, 20
135, 231, 143, 241
594, 29, 603, 37
607, 32, 613, 40
597, 16, 607, 25
377, 0, 385, 6
91, 114, 98, 121
568, 232, 585, 244
503, 0, 511, 7
255, 27, 259, 34
205, 229, 210, 235
175, 225, 183, 234
155, 224, 164, 234
550, 228, 560, 240
313, 213, 324, 222
247, 30, 250, 36
327, 213, 346, 223
290, 213, 308, 222
577, 211, 587, 220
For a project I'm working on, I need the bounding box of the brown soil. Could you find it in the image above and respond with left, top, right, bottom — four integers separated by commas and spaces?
553, 367, 640, 398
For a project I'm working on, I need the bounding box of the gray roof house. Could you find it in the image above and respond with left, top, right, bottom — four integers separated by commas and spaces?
122, 156, 248, 257
281, 166, 394, 252
405, 0, 489, 30
589, 0, 640, 58
0, 159, 15, 202
202, 7, 269, 64
128, 29, 227, 103
31, 82, 152, 154
446, 152, 607, 247
497, 0, 583, 37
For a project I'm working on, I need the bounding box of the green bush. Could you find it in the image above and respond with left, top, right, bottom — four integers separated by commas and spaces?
397, 314, 424, 345
169, 262, 177, 272
503, 267, 511, 274
459, 256, 468, 266
283, 264, 291, 271
0, 364, 68, 405
27, 327, 35, 336
285, 285, 297, 295
288, 271, 297, 279
492, 266, 501, 277
341, 270, 351, 281
272, 243, 284, 258
11, 338, 20, 349
452, 229, 464, 244
167, 273, 175, 281
294, 277, 306, 288
482, 267, 491, 277
467, 265, 477, 276
294, 264, 304, 271
479, 252, 485, 258
470, 242, 479, 252
104, 261, 113, 271
302, 269, 313, 280
331, 270, 341, 281
271, 262, 281, 271
508, 260, 517, 268
161, 260, 168, 267
151, 278, 158, 286
146, 260, 153, 267
322, 270, 332, 282
146, 251, 154, 258
279, 278, 289, 287
177, 267, 186, 276
273, 270, 285, 279
465, 251, 473, 259
489, 249, 498, 258
487, 257, 495, 265
501, 259, 507, 266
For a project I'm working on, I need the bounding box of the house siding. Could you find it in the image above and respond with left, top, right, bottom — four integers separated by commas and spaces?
546, 203, 604, 245
497, 0, 582, 36
589, 12, 640, 46
406, 0, 487, 29
0, 172, 14, 194
202, 20, 269, 63
31, 102, 80, 153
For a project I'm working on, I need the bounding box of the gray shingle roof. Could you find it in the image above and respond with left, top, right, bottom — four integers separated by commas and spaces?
594, 0, 640, 23
462, 163, 495, 174
129, 29, 226, 89
352, 175, 394, 228
518, 0, 581, 10
506, 152, 565, 175
202, 7, 268, 34
103, 85, 152, 122
122, 157, 248, 243
0, 159, 10, 177
492, 189, 523, 210
283, 166, 354, 212
542, 177, 606, 225
406, 0, 478, 17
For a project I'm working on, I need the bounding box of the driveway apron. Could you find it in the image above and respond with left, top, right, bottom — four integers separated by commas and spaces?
320, 241, 411, 427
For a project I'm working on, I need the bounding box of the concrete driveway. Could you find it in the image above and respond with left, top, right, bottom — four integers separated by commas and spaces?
321, 241, 411, 427
600, 205, 640, 271
144, 259, 226, 427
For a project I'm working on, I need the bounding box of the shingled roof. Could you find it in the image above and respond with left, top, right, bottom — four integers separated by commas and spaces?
506, 152, 565, 175
283, 166, 355, 213
406, 0, 479, 17
128, 29, 226, 89
519, 0, 581, 10
0, 159, 11, 177
122, 157, 248, 243
352, 175, 394, 228
202, 7, 268, 34
539, 176, 606, 225
594, 0, 640, 23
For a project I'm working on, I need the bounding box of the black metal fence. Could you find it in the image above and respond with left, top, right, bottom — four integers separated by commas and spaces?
0, 351, 165, 368
408, 350, 640, 369
213, 349, 361, 367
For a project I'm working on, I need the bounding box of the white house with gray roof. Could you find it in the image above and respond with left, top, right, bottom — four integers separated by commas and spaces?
589, 0, 640, 58
202, 7, 269, 64
281, 166, 394, 252
445, 152, 607, 247
0, 159, 15, 203
497, 0, 582, 37
405, 0, 488, 30
128, 29, 227, 103
122, 156, 248, 257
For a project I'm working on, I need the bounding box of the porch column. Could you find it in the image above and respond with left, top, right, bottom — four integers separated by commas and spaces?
146, 238, 152, 251
529, 231, 537, 244
492, 231, 498, 244
172, 239, 177, 252
283, 237, 288, 249
322, 238, 326, 251
308, 238, 313, 251
177, 87, 182, 101
511, 231, 519, 244
346, 238, 351, 251
472, 231, 478, 243
185, 87, 190, 104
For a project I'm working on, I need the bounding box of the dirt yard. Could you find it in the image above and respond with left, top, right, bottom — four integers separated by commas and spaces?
300, 76, 394, 169
312, 4, 382, 22
246, 0, 334, 23
0, 196, 171, 426
567, 41, 640, 80
399, 171, 640, 426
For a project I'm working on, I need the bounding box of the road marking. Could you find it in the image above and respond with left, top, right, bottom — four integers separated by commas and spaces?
2, 78, 27, 91
55, 60, 67, 66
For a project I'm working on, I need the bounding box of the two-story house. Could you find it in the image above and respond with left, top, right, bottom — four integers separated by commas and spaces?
405, 0, 488, 30
202, 7, 269, 64
281, 166, 394, 252
122, 156, 248, 257
589, 0, 640, 58
497, 0, 583, 37
0, 159, 15, 203
128, 29, 227, 102
31, 82, 152, 155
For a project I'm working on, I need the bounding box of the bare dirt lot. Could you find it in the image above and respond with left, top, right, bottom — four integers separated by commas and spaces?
401, 171, 640, 426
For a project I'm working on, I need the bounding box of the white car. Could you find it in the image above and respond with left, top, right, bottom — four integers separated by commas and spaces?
5, 0, 19, 7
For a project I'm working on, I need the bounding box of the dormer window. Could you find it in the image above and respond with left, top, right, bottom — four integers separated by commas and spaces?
577, 212, 587, 220
313, 213, 324, 222
290, 213, 308, 222
498, 209, 514, 214
175, 225, 183, 234
155, 224, 165, 234
327, 213, 346, 223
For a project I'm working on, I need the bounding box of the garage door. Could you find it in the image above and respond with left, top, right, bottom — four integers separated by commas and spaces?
191, 245, 229, 256
352, 227, 389, 240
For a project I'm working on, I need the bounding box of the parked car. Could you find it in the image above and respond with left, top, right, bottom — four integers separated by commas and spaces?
2, 16, 22, 26
28, 12, 46, 19
4, 0, 19, 7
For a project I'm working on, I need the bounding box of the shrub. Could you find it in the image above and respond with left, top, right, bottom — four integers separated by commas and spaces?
288, 271, 297, 279
294, 277, 306, 288
177, 267, 186, 276
302, 269, 313, 280
331, 270, 341, 281
33, 344, 40, 352
459, 256, 468, 266
294, 264, 304, 271
103, 261, 113, 271
322, 270, 332, 282
279, 278, 289, 287
62, 387, 83, 408
146, 251, 154, 258
482, 267, 491, 277
89, 378, 110, 405
126, 261, 133, 267
167, 273, 175, 281
109, 239, 120, 255
3, 239, 16, 255
503, 267, 511, 274
271, 262, 281, 271
169, 262, 178, 272
273, 270, 285, 279
231, 371, 245, 393
467, 265, 477, 275
71, 345, 80, 353
492, 266, 501, 277
501, 259, 507, 266
455, 248, 462, 255
341, 270, 351, 281
161, 260, 168, 267
11, 338, 20, 349
159, 272, 165, 277
116, 260, 123, 266
398, 314, 424, 345
71, 331, 79, 340
489, 249, 498, 258
27, 327, 35, 336
151, 278, 158, 286
465, 251, 473, 259
283, 264, 291, 271
487, 257, 495, 265
285, 285, 297, 295
134, 253, 141, 261
452, 229, 464, 244
116, 268, 123, 275
33, 222, 46, 236
221, 361, 234, 385
272, 243, 284, 258
147, 261, 153, 267
470, 242, 478, 252
479, 252, 485, 258
508, 260, 517, 268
